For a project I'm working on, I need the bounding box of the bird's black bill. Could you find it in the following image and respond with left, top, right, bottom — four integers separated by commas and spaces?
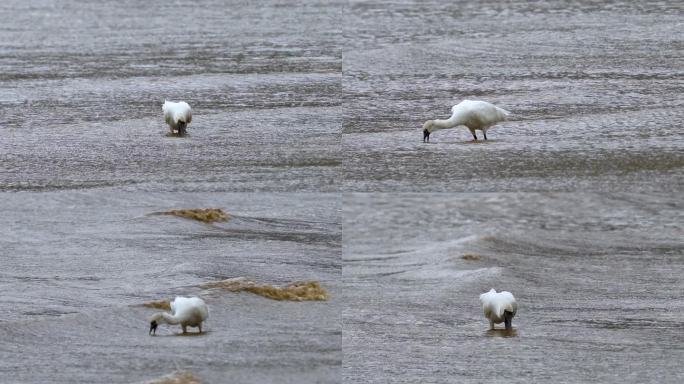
423, 129, 430, 142
149, 320, 158, 335
503, 311, 513, 330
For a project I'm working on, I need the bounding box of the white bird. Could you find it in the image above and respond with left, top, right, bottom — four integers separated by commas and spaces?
162, 100, 192, 136
422, 100, 510, 142
479, 289, 517, 330
149, 296, 208, 335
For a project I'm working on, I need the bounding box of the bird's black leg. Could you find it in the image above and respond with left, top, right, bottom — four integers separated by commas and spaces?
504, 311, 513, 330
483, 131, 487, 140
472, 132, 478, 141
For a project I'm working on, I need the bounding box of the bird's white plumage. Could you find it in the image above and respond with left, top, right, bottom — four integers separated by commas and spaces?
423, 99, 510, 140
170, 296, 208, 325
479, 288, 517, 329
150, 296, 208, 334
162, 100, 192, 134
450, 100, 510, 128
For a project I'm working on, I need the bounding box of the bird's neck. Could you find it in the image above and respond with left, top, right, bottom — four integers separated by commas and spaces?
432, 116, 460, 130
159, 312, 181, 325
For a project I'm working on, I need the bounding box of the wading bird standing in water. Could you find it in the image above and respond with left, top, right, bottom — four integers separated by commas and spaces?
422, 100, 510, 142
163, 100, 192, 136
149, 296, 208, 335
479, 289, 517, 330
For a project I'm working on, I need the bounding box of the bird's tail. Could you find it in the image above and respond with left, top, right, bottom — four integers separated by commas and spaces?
497, 106, 512, 119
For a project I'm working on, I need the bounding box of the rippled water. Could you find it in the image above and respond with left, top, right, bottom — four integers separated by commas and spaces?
342, 0, 683, 191
0, 192, 341, 383
2, 0, 683, 383
0, 0, 341, 383
343, 193, 684, 383
0, 0, 342, 192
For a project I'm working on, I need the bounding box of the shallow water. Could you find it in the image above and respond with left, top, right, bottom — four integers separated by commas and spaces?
0, 191, 341, 383
0, 0, 342, 192
342, 0, 683, 191
0, 0, 342, 382
2, 0, 683, 382
343, 193, 684, 383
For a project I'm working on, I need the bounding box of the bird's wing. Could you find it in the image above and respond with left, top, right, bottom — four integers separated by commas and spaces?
184, 297, 208, 322
167, 102, 192, 123
468, 101, 509, 125
479, 289, 498, 311
170, 296, 195, 316
163, 102, 175, 125
194, 298, 208, 320
184, 105, 192, 124
451, 100, 473, 116
499, 291, 517, 314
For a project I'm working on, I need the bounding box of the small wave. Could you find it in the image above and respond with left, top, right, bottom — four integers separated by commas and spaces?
22, 309, 78, 317
201, 277, 329, 301
152, 208, 230, 224
141, 371, 202, 384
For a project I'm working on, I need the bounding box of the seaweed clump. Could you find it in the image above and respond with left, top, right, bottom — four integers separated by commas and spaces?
141, 299, 171, 310
201, 278, 329, 301
157, 208, 230, 223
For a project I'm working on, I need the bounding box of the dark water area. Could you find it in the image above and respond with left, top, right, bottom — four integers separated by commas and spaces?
343, 193, 684, 383
342, 0, 684, 191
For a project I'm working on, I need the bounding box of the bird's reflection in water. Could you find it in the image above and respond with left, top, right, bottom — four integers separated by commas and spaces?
485, 328, 518, 338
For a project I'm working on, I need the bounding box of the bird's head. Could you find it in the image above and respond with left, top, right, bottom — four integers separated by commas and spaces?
149, 313, 163, 335
422, 120, 434, 142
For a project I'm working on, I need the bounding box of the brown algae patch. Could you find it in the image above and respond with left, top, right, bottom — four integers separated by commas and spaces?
141, 299, 171, 310
143, 371, 202, 384
155, 208, 230, 223
201, 278, 329, 301
462, 253, 483, 261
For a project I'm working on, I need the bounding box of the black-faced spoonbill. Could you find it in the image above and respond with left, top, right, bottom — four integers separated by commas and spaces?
423, 100, 510, 142
149, 296, 208, 335
479, 288, 517, 330
162, 100, 193, 136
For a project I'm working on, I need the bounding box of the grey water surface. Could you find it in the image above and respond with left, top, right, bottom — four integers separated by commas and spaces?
1, 0, 342, 192
342, 0, 683, 191
0, 0, 342, 383
343, 193, 684, 383
0, 192, 341, 383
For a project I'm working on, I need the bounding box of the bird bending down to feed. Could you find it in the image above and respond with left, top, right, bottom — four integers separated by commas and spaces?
149, 296, 208, 335
422, 100, 510, 142
479, 289, 517, 330
162, 100, 192, 136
